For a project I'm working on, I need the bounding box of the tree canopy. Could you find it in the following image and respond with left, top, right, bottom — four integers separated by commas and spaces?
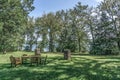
0, 0, 34, 53
0, 0, 120, 55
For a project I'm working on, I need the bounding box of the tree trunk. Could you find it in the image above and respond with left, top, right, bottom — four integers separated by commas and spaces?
117, 41, 120, 50
2, 48, 6, 54
49, 29, 54, 52
78, 38, 81, 52
2, 39, 6, 54
29, 44, 32, 51
36, 34, 39, 49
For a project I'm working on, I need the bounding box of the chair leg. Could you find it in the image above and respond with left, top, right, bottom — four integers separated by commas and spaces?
44, 60, 46, 65
11, 63, 12, 67
44, 55, 47, 65
37, 62, 38, 66
39, 58, 41, 65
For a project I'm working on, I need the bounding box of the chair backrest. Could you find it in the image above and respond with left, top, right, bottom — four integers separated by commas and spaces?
35, 48, 41, 55
9, 55, 15, 63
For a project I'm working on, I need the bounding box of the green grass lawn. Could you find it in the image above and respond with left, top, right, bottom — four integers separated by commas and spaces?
0, 51, 120, 80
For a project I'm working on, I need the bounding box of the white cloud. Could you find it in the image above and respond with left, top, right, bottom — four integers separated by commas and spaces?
95, 0, 103, 2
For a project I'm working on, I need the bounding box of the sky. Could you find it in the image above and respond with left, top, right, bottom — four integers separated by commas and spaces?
29, 0, 103, 18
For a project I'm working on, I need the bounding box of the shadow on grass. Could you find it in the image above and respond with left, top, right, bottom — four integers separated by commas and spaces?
71, 53, 92, 56
96, 56, 120, 60
0, 55, 120, 80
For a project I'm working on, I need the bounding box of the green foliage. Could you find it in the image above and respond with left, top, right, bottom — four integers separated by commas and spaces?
25, 17, 36, 51
1, 0, 120, 55
89, 0, 120, 55
0, 0, 34, 53
0, 52, 120, 80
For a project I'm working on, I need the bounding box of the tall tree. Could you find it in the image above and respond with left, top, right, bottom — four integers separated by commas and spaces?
90, 9, 119, 55
73, 2, 89, 52
0, 0, 34, 53
35, 15, 48, 51
25, 17, 35, 51
99, 0, 120, 50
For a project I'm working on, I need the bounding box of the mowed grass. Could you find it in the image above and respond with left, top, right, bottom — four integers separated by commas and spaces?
0, 51, 120, 80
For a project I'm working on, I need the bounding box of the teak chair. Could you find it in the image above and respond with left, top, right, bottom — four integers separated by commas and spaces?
9, 55, 21, 67
30, 55, 40, 66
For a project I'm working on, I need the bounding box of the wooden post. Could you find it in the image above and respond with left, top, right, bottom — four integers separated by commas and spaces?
64, 49, 71, 60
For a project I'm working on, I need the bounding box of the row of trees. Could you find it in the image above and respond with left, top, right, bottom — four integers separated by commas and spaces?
26, 2, 89, 52
0, 0, 34, 53
0, 0, 120, 55
89, 0, 120, 55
